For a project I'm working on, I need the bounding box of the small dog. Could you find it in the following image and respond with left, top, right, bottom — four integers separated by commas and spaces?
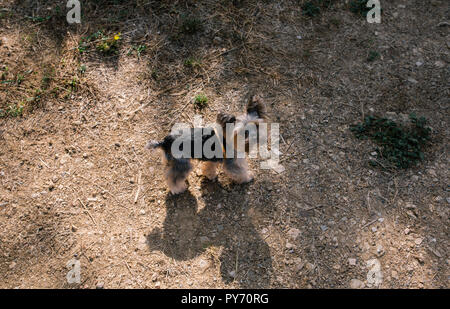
146, 95, 267, 194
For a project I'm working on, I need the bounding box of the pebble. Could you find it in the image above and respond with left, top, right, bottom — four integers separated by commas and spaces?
71, 225, 78, 232
350, 279, 365, 289
320, 225, 328, 232
306, 263, 315, 272
366, 259, 383, 287
96, 282, 104, 289
287, 228, 300, 240
434, 61, 445, 68
391, 270, 398, 279
229, 270, 236, 278
286, 242, 295, 249
348, 258, 357, 266
415, 238, 423, 245
371, 226, 377, 233
427, 169, 437, 177
404, 228, 411, 235
376, 244, 385, 257
9, 262, 16, 269
140, 209, 146, 215
213, 37, 223, 45
198, 259, 209, 269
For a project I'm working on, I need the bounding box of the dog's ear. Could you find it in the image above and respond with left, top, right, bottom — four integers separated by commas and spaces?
216, 112, 236, 129
246, 94, 267, 120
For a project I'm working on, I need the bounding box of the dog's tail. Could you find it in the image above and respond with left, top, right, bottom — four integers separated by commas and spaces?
246, 94, 267, 121
145, 139, 162, 151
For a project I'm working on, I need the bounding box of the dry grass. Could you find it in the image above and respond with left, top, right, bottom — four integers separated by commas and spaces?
0, 0, 448, 288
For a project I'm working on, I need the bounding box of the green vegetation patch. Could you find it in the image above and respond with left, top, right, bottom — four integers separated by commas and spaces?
350, 114, 432, 169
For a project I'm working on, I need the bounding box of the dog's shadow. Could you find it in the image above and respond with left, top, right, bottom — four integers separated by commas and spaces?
146, 179, 272, 288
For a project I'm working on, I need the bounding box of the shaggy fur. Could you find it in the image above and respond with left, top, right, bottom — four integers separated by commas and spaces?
146, 94, 267, 194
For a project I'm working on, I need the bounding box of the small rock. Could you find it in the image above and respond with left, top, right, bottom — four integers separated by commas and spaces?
285, 242, 295, 249
154, 281, 161, 289
391, 270, 398, 279
320, 225, 328, 232
415, 61, 423, 67
376, 244, 385, 257
306, 263, 315, 272
405, 202, 416, 210
348, 258, 357, 266
371, 226, 377, 233
446, 197, 450, 204
198, 259, 209, 269
434, 61, 445, 68
9, 262, 16, 269
427, 169, 437, 177
350, 279, 365, 289
407, 77, 418, 84
140, 209, 146, 215
71, 225, 78, 232
287, 228, 300, 240
229, 270, 236, 278
213, 36, 223, 45
404, 228, 411, 235
96, 282, 104, 289
199, 236, 209, 243
83, 153, 88, 159
366, 259, 383, 287
415, 238, 423, 245
261, 227, 268, 234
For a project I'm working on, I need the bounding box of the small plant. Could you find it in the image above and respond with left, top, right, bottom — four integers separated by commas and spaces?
136, 44, 146, 57
16, 74, 25, 85
367, 50, 380, 62
180, 16, 203, 34
184, 57, 202, 69
193, 94, 208, 109
129, 45, 147, 58
302, 0, 336, 17
79, 64, 87, 74
27, 15, 51, 23
0, 102, 25, 118
97, 32, 121, 54
349, 0, 371, 17
302, 1, 321, 17
350, 114, 432, 169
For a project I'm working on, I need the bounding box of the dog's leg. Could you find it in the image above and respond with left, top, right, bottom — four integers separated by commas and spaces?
223, 158, 253, 184
201, 161, 219, 180
165, 158, 192, 194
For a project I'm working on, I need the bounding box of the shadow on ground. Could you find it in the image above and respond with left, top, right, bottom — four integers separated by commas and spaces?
147, 178, 273, 288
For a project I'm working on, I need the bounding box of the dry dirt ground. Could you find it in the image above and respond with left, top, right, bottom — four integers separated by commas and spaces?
0, 0, 448, 289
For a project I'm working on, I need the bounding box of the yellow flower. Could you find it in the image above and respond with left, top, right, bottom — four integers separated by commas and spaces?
114, 33, 121, 41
